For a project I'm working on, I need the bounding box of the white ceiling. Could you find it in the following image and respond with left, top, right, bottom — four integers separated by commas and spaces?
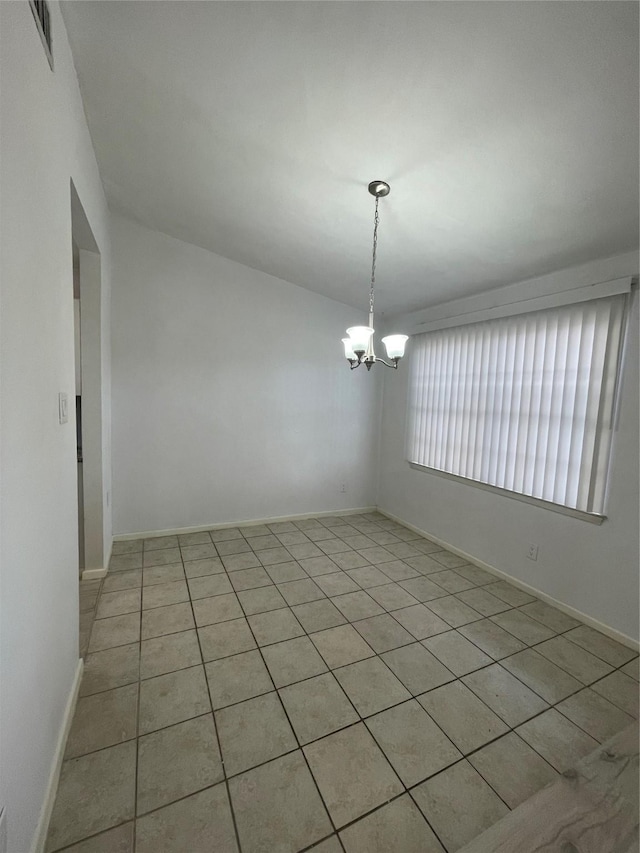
62, 1, 639, 315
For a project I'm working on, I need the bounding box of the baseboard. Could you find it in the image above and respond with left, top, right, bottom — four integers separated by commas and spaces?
113, 506, 378, 542
378, 508, 640, 653
31, 658, 84, 853
81, 567, 107, 581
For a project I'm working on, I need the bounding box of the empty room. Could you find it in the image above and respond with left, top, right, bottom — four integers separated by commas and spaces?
1, 1, 639, 852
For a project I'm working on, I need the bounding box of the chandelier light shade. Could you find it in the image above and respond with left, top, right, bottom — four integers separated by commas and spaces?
343, 181, 408, 371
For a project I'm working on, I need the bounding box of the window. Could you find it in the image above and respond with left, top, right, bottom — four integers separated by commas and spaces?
408, 289, 631, 516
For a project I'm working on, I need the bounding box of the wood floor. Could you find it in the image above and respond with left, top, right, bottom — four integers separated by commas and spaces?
459, 724, 639, 853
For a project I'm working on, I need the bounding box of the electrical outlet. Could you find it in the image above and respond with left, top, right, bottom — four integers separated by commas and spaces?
58, 391, 68, 424
340, 483, 347, 493
527, 543, 539, 561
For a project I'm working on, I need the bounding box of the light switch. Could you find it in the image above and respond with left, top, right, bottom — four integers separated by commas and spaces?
58, 392, 69, 424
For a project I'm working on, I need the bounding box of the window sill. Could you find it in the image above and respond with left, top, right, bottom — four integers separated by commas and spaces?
407, 462, 606, 525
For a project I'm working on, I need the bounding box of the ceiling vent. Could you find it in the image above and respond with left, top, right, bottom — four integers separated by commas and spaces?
30, 0, 53, 69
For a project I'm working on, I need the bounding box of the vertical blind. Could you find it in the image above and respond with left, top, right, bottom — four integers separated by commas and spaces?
407, 294, 628, 514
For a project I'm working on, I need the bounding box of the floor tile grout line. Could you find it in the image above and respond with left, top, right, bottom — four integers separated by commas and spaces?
232, 600, 345, 843
182, 559, 245, 853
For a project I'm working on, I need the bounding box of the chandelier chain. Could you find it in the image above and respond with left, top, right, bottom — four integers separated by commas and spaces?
369, 196, 380, 318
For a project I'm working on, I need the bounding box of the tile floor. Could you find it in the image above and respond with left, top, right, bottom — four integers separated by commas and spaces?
47, 513, 639, 853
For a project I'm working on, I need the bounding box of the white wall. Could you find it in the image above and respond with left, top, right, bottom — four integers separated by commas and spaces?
0, 4, 111, 851
378, 252, 639, 642
111, 215, 380, 535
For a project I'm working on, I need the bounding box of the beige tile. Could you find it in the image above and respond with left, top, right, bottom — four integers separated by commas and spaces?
142, 580, 189, 610
516, 708, 599, 772
279, 672, 358, 745
278, 578, 326, 605
144, 535, 179, 551
484, 581, 535, 607
405, 554, 445, 574
518, 600, 580, 633
304, 723, 403, 828
45, 741, 136, 852
286, 542, 323, 560
135, 784, 238, 853
392, 603, 450, 640
248, 607, 304, 646
216, 691, 297, 775
347, 566, 393, 589
367, 699, 461, 786
535, 635, 613, 684
292, 599, 347, 633
426, 595, 483, 628
308, 836, 343, 852
65, 683, 138, 759
468, 732, 558, 808
141, 602, 194, 639
378, 560, 421, 582
230, 751, 331, 852
109, 553, 143, 572
137, 714, 223, 814
183, 557, 225, 578
490, 609, 557, 645
341, 534, 376, 550
621, 657, 639, 681
310, 624, 375, 669
268, 521, 298, 533
455, 587, 511, 617
430, 550, 468, 568
142, 563, 184, 587
198, 617, 256, 661
237, 584, 287, 615
357, 546, 396, 565
353, 614, 415, 654
143, 547, 182, 568
177, 531, 213, 547
330, 551, 371, 571
399, 577, 447, 603
210, 527, 243, 542
139, 665, 210, 734
140, 629, 201, 679
412, 760, 508, 852
192, 593, 243, 627
317, 538, 352, 555
340, 795, 444, 853
256, 546, 292, 566
265, 561, 308, 584
556, 688, 635, 742
181, 543, 217, 562
262, 636, 328, 687
221, 552, 261, 572
89, 613, 140, 652
501, 648, 583, 703
205, 650, 274, 709
385, 542, 423, 560
382, 643, 455, 695
334, 656, 410, 717
247, 533, 280, 550
418, 680, 508, 754
455, 564, 497, 586
463, 663, 548, 726
54, 823, 133, 853
430, 570, 476, 594
215, 537, 252, 556
187, 573, 233, 600
363, 582, 418, 612
423, 630, 493, 676
112, 540, 143, 556
96, 589, 141, 619
591, 670, 639, 718
459, 618, 526, 659
102, 571, 142, 593
80, 643, 140, 696
563, 625, 638, 667
331, 590, 384, 621
229, 566, 273, 591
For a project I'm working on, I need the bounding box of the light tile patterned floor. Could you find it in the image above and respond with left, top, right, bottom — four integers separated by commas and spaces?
47, 513, 639, 853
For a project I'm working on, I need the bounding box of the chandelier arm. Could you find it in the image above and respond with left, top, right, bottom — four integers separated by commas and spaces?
372, 356, 400, 370
349, 359, 363, 370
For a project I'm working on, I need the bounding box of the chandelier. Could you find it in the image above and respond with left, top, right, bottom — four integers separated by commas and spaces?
342, 180, 408, 371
